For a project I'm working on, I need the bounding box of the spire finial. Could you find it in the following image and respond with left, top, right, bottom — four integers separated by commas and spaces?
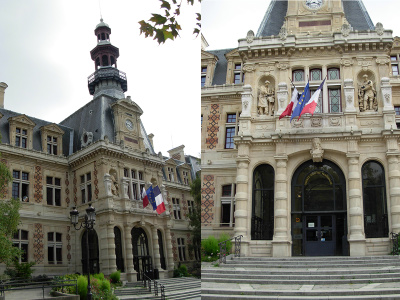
98, 0, 103, 21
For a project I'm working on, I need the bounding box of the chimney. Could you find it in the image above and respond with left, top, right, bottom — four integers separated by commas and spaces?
168, 145, 185, 161
0, 82, 7, 108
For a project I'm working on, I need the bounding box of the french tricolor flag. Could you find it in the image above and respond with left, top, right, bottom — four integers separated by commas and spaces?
142, 187, 150, 208
279, 87, 300, 120
299, 79, 326, 118
153, 185, 166, 214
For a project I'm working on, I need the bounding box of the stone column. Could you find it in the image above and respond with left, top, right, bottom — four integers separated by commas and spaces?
347, 139, 366, 256
151, 225, 161, 270
386, 137, 400, 234
322, 66, 328, 113
234, 140, 250, 256
124, 224, 136, 282
272, 154, 290, 257
165, 225, 174, 276
106, 224, 117, 275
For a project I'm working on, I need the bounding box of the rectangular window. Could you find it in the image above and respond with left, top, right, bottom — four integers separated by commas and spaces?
13, 230, 29, 263
220, 184, 236, 227
310, 69, 322, 81
225, 113, 239, 149
47, 136, 58, 155
46, 176, 61, 206
173, 198, 181, 220
124, 168, 145, 200
15, 128, 27, 148
48, 232, 62, 264
328, 88, 342, 113
187, 200, 194, 215
177, 238, 186, 261
167, 167, 175, 182
201, 66, 207, 87
12, 171, 29, 201
80, 172, 92, 204
395, 106, 400, 115
310, 89, 323, 114
182, 171, 190, 185
392, 65, 399, 76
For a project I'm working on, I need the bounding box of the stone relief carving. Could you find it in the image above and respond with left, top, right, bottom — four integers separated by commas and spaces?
341, 23, 352, 37
110, 171, 119, 196
375, 22, 384, 36
376, 58, 390, 65
258, 80, 275, 116
310, 138, 324, 163
246, 30, 255, 44
384, 93, 391, 105
329, 117, 341, 127
340, 59, 353, 67
81, 129, 93, 148
292, 118, 303, 128
311, 118, 322, 127
277, 63, 289, 70
243, 64, 255, 73
358, 74, 377, 112
279, 26, 288, 40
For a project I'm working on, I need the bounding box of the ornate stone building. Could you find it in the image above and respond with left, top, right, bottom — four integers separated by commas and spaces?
0, 19, 199, 281
201, 0, 400, 257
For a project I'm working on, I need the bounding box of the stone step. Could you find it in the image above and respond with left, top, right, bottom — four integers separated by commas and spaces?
222, 262, 400, 269
202, 294, 400, 299
117, 288, 201, 299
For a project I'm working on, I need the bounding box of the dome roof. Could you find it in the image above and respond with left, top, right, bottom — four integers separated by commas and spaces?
96, 18, 110, 29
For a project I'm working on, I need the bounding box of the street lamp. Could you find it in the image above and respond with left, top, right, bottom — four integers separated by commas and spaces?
70, 204, 96, 300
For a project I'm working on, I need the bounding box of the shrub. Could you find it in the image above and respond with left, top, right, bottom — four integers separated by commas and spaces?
109, 270, 121, 283
100, 278, 111, 292
201, 236, 219, 256
93, 273, 104, 281
5, 261, 35, 279
173, 264, 189, 277
218, 233, 232, 254
77, 275, 88, 300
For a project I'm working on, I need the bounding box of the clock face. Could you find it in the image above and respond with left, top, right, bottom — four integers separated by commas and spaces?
305, 0, 323, 9
125, 119, 133, 130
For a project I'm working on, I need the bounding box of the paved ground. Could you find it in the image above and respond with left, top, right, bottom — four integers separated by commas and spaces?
4, 287, 53, 299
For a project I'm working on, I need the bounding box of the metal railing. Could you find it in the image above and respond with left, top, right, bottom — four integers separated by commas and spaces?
0, 278, 77, 298
142, 272, 152, 293
219, 234, 243, 264
140, 271, 166, 299
391, 232, 399, 255
159, 283, 165, 300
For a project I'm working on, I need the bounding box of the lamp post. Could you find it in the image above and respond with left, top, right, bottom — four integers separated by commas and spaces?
70, 204, 96, 300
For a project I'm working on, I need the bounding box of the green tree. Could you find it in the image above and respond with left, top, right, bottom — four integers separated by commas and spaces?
0, 159, 21, 264
139, 0, 201, 44
188, 172, 201, 262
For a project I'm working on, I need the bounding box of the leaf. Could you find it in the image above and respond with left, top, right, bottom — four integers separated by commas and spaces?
160, 0, 171, 10
164, 30, 175, 41
154, 29, 166, 44
193, 28, 200, 36
196, 13, 201, 21
175, 8, 180, 16
149, 14, 167, 25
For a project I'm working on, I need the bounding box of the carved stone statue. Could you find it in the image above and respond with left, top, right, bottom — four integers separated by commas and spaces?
310, 138, 324, 163
258, 80, 275, 116
110, 174, 119, 196
358, 75, 377, 112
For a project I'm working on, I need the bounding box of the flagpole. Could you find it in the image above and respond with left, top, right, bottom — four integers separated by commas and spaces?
288, 77, 297, 90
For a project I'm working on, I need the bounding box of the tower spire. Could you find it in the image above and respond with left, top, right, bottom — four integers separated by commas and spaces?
87, 19, 128, 99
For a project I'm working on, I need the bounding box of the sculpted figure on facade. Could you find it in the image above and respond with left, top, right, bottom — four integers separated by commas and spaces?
358, 75, 377, 112
258, 80, 275, 116
311, 138, 324, 162
110, 173, 119, 196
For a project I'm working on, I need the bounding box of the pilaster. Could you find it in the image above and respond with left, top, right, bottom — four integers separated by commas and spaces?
165, 225, 174, 276
386, 137, 400, 233
276, 82, 288, 115
124, 224, 136, 282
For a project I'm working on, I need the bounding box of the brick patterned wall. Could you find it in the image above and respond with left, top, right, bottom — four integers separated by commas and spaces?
65, 172, 70, 206
167, 191, 174, 216
171, 233, 178, 262
172, 153, 181, 160
181, 192, 188, 218
34, 166, 43, 203
67, 226, 71, 263
33, 223, 44, 264
201, 174, 215, 226
0, 159, 8, 197
206, 104, 220, 150
93, 161, 99, 200
73, 171, 77, 205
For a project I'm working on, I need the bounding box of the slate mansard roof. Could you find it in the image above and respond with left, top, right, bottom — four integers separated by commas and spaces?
0, 108, 74, 156
204, 1, 376, 86
257, 0, 374, 37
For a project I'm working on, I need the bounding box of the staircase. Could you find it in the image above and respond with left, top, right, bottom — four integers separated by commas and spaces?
115, 277, 201, 299
202, 255, 400, 299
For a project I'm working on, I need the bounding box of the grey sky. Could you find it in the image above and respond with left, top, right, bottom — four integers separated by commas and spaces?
202, 0, 400, 50
0, 0, 200, 157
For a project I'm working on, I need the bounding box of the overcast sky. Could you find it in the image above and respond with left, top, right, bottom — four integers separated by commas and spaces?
0, 0, 200, 157
202, 0, 400, 50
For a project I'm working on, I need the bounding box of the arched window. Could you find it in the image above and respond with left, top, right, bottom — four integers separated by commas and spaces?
102, 55, 109, 66
362, 161, 388, 238
310, 68, 322, 81
131, 228, 152, 280
111, 56, 116, 68
252, 164, 274, 240
101, 32, 105, 40
114, 227, 124, 272
82, 230, 99, 274
293, 69, 304, 82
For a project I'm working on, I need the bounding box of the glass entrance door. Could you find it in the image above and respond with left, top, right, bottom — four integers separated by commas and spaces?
304, 215, 336, 256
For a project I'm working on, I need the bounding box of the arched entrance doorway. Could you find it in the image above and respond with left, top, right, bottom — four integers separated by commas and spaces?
114, 227, 125, 272
131, 227, 152, 280
291, 160, 348, 256
81, 229, 100, 274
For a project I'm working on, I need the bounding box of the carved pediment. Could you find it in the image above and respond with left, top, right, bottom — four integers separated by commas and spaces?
201, 49, 218, 60
8, 114, 36, 127
111, 96, 143, 115
225, 48, 240, 59
40, 123, 65, 135
164, 158, 178, 166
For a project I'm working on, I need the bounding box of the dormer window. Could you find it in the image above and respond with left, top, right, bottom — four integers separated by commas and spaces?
234, 63, 244, 84
182, 171, 190, 185
15, 128, 27, 148
201, 66, 207, 87
168, 167, 175, 182
47, 136, 58, 155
